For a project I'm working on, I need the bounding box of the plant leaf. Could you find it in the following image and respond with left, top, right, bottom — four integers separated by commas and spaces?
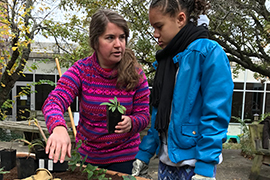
100, 102, 110, 106
118, 107, 124, 114
109, 99, 115, 104
114, 96, 118, 104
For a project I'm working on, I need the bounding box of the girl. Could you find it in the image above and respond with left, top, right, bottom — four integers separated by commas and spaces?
132, 0, 234, 179
42, 9, 150, 174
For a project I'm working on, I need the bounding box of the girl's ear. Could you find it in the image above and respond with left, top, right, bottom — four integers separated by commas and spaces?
176, 12, 186, 28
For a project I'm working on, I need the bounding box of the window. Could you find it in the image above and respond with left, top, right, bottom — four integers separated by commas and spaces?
35, 74, 55, 110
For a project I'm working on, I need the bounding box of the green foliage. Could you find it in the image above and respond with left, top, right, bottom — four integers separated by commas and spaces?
15, 138, 45, 153
259, 112, 270, 122
68, 140, 109, 180
0, 99, 14, 121
0, 129, 23, 142
100, 97, 126, 114
230, 114, 270, 159
231, 116, 251, 137
122, 175, 136, 180
222, 142, 241, 150
0, 167, 10, 175
68, 140, 87, 172
209, 0, 270, 78
231, 116, 254, 157
83, 164, 108, 180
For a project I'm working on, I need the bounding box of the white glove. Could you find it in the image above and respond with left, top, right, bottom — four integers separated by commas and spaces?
192, 174, 216, 180
197, 14, 210, 27
132, 159, 153, 179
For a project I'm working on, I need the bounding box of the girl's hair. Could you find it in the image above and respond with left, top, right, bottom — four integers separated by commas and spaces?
150, 0, 210, 24
116, 48, 143, 91
90, 9, 142, 91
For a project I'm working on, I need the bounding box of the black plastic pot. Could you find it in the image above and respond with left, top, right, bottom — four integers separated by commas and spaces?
106, 106, 122, 134
35, 148, 68, 172
16, 156, 36, 179
37, 159, 68, 172
0, 174, 3, 180
35, 148, 49, 159
0, 149, 16, 171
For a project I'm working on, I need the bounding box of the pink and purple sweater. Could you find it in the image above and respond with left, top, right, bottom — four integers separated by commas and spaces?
42, 52, 150, 164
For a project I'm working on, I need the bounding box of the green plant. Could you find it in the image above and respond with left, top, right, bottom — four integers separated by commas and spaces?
0, 129, 23, 142
100, 96, 126, 114
0, 167, 10, 175
122, 175, 136, 180
68, 140, 87, 172
231, 116, 255, 158
15, 138, 45, 154
83, 164, 108, 180
68, 140, 110, 180
28, 118, 47, 143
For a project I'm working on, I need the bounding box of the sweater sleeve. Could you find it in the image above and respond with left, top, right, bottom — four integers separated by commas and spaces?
42, 62, 82, 134
129, 69, 151, 134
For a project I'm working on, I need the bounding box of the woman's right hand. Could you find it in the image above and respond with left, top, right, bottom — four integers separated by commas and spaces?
45, 126, 71, 163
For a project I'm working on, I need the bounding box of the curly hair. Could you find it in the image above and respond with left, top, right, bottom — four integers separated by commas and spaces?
150, 0, 210, 24
116, 48, 143, 91
89, 9, 142, 91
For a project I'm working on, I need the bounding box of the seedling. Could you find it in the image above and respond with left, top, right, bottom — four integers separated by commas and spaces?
68, 140, 110, 180
0, 167, 10, 175
100, 96, 126, 114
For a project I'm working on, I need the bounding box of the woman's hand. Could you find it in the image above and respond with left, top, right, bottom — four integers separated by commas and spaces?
115, 115, 132, 133
45, 126, 71, 163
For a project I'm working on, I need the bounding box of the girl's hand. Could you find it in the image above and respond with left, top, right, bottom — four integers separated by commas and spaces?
45, 126, 71, 163
115, 115, 132, 133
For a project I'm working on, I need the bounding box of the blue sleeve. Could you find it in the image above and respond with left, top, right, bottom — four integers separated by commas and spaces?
135, 107, 160, 165
195, 43, 234, 176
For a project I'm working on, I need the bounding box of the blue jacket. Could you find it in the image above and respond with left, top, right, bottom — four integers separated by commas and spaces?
135, 39, 234, 177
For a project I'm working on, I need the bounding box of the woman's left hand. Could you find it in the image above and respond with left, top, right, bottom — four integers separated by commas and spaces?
115, 115, 132, 133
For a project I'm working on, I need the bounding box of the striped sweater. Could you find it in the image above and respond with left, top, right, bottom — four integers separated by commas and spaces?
42, 52, 150, 164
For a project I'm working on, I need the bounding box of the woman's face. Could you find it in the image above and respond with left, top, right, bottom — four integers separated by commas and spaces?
96, 22, 126, 68
149, 7, 185, 49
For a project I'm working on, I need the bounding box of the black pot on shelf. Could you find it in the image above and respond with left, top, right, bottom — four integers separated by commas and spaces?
0, 149, 17, 171
16, 156, 36, 179
106, 106, 122, 134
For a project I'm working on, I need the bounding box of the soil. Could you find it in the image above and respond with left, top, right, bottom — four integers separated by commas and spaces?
3, 167, 124, 180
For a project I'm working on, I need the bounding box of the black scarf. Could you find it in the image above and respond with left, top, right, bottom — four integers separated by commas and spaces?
152, 22, 209, 133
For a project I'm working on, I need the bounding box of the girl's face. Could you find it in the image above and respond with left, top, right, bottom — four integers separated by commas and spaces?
97, 22, 126, 68
149, 7, 186, 49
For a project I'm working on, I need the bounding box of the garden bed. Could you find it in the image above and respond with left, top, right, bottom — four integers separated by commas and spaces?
3, 165, 149, 180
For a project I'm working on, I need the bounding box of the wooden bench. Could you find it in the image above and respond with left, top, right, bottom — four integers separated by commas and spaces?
0, 120, 74, 142
249, 124, 270, 180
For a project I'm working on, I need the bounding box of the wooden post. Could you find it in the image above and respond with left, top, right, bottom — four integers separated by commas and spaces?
55, 58, 77, 137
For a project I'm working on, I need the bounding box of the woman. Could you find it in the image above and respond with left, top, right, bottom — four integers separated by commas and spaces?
132, 0, 234, 179
42, 9, 150, 174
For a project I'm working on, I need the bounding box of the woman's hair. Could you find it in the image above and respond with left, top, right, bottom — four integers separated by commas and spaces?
89, 9, 129, 50
116, 48, 143, 91
150, 0, 210, 24
90, 9, 142, 91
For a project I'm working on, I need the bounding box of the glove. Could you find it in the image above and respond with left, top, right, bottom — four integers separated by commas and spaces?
19, 168, 61, 180
132, 159, 153, 179
192, 174, 216, 180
